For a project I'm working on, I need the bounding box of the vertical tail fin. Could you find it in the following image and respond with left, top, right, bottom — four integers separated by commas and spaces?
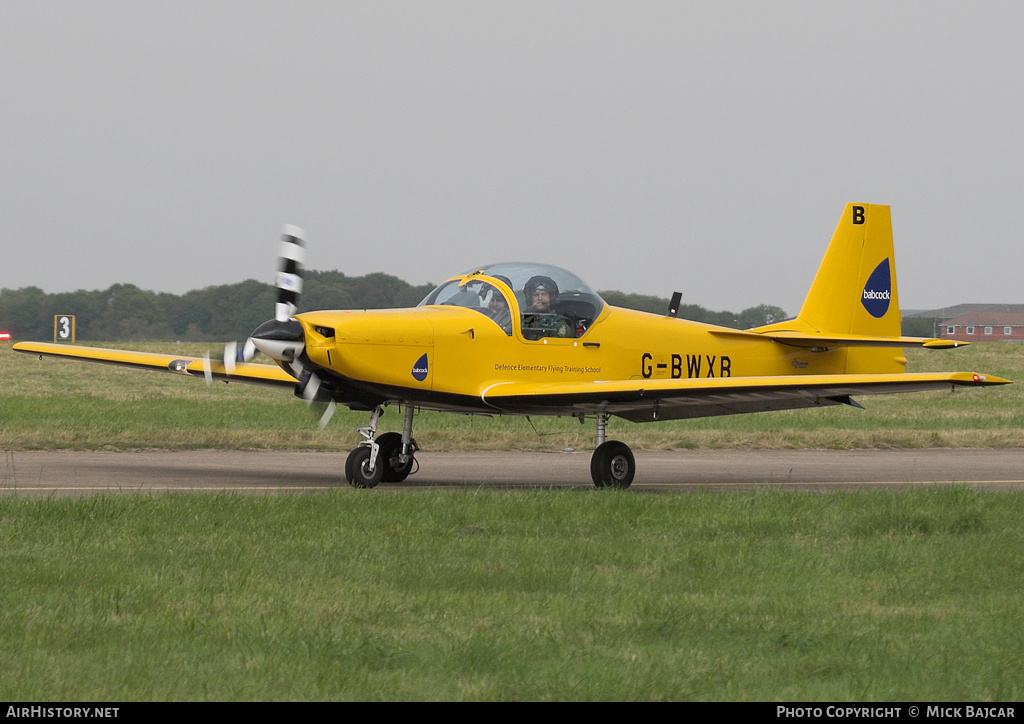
797, 203, 901, 338
753, 204, 907, 374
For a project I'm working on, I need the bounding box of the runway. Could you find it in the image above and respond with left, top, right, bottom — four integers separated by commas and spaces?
3, 448, 1024, 495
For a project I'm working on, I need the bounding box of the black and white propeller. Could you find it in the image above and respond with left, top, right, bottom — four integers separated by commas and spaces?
209, 225, 336, 428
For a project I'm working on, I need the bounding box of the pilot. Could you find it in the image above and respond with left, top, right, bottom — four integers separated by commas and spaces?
522, 275, 572, 338
524, 275, 558, 313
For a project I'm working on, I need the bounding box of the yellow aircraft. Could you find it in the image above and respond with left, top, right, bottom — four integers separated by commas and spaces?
14, 204, 1010, 488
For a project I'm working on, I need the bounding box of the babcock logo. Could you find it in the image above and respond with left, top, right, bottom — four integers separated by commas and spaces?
411, 353, 429, 382
861, 259, 892, 318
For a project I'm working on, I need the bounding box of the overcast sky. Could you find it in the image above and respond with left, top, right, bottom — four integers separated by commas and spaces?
2, 1, 1021, 315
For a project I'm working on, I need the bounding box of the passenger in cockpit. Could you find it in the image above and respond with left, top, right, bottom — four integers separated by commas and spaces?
483, 282, 512, 334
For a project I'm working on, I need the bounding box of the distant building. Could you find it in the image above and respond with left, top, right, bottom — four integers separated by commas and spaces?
940, 312, 1024, 342
905, 304, 1024, 342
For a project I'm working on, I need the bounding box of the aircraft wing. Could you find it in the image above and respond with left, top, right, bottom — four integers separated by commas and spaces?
480, 371, 1010, 422
13, 341, 297, 389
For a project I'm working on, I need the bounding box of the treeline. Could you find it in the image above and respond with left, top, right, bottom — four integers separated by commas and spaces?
598, 291, 788, 330
0, 271, 789, 342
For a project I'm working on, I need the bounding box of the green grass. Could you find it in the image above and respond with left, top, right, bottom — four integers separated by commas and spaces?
2, 488, 1023, 701
2, 341, 1022, 451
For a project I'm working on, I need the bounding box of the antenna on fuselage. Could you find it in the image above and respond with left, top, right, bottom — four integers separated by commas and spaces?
668, 292, 682, 318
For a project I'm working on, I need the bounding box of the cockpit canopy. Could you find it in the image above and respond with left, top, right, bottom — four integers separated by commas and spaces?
418, 262, 606, 339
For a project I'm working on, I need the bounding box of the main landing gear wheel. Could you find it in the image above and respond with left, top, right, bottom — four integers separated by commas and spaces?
346, 447, 383, 488
375, 431, 417, 483
590, 440, 635, 489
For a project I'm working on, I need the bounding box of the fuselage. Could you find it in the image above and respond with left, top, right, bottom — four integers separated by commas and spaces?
292, 265, 907, 415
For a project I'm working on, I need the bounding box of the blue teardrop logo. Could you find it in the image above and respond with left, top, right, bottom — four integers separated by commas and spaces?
411, 353, 429, 382
861, 259, 892, 318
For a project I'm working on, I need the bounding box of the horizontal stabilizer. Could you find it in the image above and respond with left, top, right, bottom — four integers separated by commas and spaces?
710, 328, 969, 350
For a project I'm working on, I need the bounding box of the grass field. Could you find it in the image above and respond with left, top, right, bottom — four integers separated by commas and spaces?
2, 488, 1023, 701
2, 340, 1023, 700
2, 341, 1022, 451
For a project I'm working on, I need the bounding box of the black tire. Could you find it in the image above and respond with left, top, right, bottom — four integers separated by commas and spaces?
590, 440, 635, 489
345, 446, 383, 488
375, 432, 415, 483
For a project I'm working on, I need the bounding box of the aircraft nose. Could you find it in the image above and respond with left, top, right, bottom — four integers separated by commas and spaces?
251, 318, 305, 361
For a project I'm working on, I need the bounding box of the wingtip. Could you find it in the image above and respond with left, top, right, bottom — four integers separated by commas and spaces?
961, 372, 1013, 385
923, 339, 971, 349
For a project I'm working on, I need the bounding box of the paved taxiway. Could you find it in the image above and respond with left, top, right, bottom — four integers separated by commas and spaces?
3, 449, 1024, 495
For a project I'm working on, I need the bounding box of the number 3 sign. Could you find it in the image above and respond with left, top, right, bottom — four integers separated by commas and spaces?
54, 315, 76, 343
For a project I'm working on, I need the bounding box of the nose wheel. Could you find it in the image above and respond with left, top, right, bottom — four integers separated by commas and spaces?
345, 405, 419, 488
345, 446, 384, 488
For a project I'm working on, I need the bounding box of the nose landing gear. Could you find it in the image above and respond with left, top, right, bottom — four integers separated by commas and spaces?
345, 405, 419, 488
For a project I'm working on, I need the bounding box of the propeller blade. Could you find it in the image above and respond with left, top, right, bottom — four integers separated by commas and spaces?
275, 225, 306, 322
223, 341, 237, 375
300, 370, 323, 403
299, 369, 337, 428
223, 338, 257, 376
316, 400, 337, 429
202, 352, 213, 385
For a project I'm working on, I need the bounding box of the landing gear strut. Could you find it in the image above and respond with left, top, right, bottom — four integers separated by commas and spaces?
345, 405, 418, 488
590, 412, 635, 488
